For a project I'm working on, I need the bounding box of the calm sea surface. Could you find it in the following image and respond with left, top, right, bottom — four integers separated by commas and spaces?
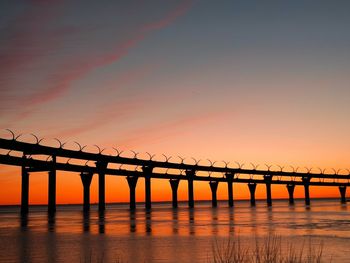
0, 199, 350, 263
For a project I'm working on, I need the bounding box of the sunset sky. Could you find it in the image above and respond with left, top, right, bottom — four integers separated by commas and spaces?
1, 0, 350, 205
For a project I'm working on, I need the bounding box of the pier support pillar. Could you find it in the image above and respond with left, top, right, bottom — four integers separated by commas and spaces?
248, 182, 257, 206
21, 162, 29, 214
186, 170, 196, 208
48, 156, 56, 214
142, 166, 153, 210
80, 172, 93, 212
127, 176, 138, 210
169, 179, 180, 208
225, 173, 234, 207
96, 161, 108, 211
302, 176, 311, 206
48, 170, 56, 213
264, 175, 273, 206
339, 185, 347, 204
209, 181, 219, 207
286, 184, 295, 205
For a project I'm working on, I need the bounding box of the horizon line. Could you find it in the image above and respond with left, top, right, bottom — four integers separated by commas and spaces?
0, 196, 345, 207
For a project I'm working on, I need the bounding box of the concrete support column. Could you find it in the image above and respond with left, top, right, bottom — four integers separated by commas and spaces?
48, 156, 56, 214
286, 184, 295, 205
225, 172, 234, 207
142, 166, 153, 210
248, 182, 257, 206
209, 181, 219, 207
186, 170, 196, 208
80, 172, 93, 212
169, 179, 180, 208
127, 176, 138, 210
264, 175, 273, 206
96, 161, 108, 211
302, 176, 311, 206
21, 162, 29, 214
339, 185, 347, 204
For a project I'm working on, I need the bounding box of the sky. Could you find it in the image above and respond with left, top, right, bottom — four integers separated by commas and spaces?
0, 0, 350, 205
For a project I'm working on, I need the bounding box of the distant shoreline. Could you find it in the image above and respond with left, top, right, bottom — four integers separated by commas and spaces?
0, 197, 344, 207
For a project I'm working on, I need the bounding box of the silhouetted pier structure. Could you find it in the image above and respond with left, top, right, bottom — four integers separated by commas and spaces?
0, 136, 349, 214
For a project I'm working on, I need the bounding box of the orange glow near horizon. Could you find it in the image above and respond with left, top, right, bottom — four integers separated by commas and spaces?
0, 165, 344, 205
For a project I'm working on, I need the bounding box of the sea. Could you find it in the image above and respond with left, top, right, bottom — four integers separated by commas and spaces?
0, 199, 350, 263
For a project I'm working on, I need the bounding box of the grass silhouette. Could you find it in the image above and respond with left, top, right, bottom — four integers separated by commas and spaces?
210, 234, 327, 263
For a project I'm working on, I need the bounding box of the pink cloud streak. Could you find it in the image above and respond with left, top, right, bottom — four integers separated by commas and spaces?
113, 110, 226, 149
0, 1, 65, 104
1, 1, 194, 138
46, 63, 157, 138
22, 0, 194, 108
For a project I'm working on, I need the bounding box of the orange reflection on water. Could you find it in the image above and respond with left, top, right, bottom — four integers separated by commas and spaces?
1, 200, 350, 262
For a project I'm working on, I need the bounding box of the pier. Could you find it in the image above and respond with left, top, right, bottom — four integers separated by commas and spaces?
0, 135, 348, 214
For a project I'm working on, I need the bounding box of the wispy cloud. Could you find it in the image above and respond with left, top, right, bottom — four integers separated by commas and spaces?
48, 100, 143, 139
113, 110, 226, 149
3, 0, 194, 118
142, 1, 193, 31
27, 1, 193, 106
23, 36, 144, 107
0, 1, 65, 109
40, 62, 158, 138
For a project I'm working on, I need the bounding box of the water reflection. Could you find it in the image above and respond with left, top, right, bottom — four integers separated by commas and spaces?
228, 207, 235, 233
46, 225, 57, 262
98, 211, 105, 234
188, 208, 195, 235
211, 208, 218, 234
172, 209, 179, 234
304, 204, 313, 235
145, 210, 152, 234
19, 229, 30, 263
249, 205, 258, 236
20, 213, 28, 230
266, 206, 274, 235
83, 211, 90, 232
130, 210, 136, 233
340, 203, 347, 210
47, 213, 56, 232
3, 200, 350, 263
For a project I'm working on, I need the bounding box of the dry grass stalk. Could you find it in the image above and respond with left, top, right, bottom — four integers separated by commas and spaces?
210, 234, 326, 263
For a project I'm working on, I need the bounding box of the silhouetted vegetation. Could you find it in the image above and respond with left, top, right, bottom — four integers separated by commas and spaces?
210, 234, 327, 263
